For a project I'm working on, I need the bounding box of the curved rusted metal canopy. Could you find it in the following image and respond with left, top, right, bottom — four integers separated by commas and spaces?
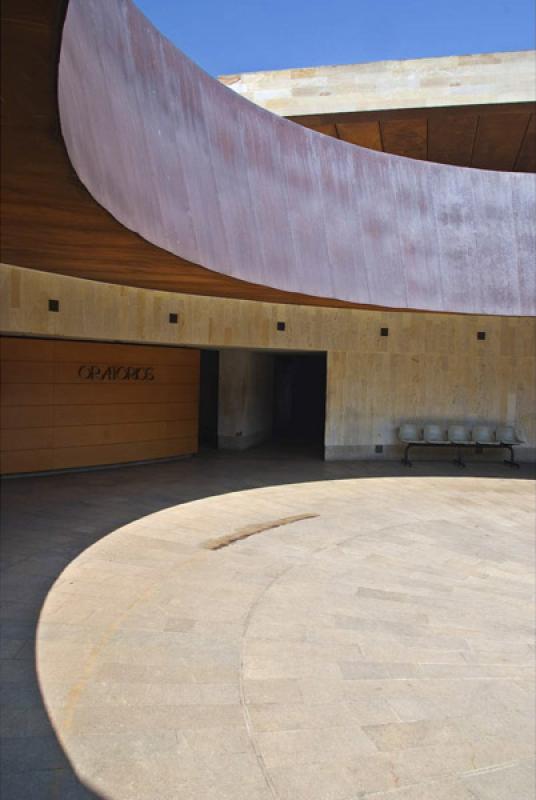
58, 0, 536, 315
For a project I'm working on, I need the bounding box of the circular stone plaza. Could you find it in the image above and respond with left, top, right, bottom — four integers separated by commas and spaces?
1, 2, 535, 800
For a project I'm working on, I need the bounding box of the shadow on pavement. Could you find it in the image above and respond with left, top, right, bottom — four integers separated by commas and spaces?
1, 447, 533, 798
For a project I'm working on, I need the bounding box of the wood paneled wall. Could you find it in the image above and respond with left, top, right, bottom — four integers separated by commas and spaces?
0, 337, 199, 474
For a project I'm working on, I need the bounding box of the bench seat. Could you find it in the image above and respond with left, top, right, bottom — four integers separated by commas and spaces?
399, 422, 523, 468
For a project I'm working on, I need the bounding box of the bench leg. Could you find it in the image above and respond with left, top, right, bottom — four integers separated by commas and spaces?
453, 447, 466, 468
503, 444, 520, 469
401, 444, 412, 466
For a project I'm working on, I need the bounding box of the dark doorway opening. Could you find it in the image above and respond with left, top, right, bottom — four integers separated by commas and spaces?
197, 349, 327, 459
198, 350, 219, 448
273, 353, 327, 453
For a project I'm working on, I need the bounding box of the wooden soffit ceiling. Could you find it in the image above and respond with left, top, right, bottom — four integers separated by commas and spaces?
289, 104, 536, 173
2, 0, 535, 315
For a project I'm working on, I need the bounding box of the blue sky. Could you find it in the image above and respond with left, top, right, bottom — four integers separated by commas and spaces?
136, 0, 535, 75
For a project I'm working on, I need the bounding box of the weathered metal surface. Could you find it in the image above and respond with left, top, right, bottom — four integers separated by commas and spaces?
58, 0, 536, 315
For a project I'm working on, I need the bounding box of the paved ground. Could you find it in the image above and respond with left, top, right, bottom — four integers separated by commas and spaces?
1, 450, 535, 799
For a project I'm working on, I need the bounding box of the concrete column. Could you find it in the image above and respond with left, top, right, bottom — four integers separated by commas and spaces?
218, 350, 274, 450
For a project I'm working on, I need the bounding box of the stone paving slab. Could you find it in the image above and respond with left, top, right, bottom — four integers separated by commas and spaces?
1, 453, 534, 799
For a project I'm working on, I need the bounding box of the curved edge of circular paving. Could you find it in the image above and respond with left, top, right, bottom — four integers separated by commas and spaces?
36, 477, 535, 800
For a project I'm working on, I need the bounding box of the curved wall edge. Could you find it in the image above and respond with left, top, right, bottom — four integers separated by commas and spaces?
58, 0, 536, 316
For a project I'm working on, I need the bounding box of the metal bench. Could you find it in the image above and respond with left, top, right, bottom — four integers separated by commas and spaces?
400, 422, 524, 468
